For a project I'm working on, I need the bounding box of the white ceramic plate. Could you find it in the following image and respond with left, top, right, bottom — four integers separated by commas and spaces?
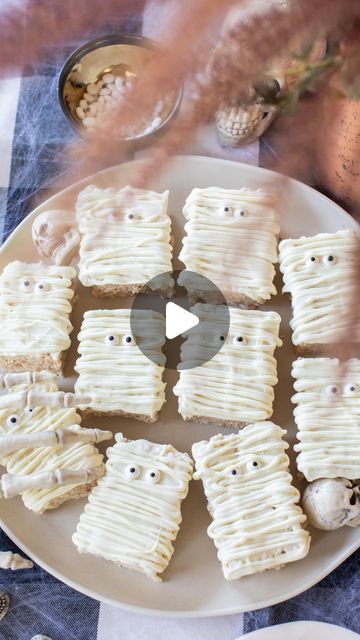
0, 156, 359, 617
239, 621, 360, 640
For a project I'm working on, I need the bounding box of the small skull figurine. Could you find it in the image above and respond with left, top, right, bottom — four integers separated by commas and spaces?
32, 210, 80, 266
216, 76, 284, 147
302, 478, 360, 531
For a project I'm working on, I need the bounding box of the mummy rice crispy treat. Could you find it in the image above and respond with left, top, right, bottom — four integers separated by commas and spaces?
73, 434, 193, 581
74, 309, 166, 421
76, 184, 173, 297
192, 421, 310, 580
178, 187, 280, 307
173, 305, 282, 426
0, 261, 76, 373
279, 230, 360, 353
0, 372, 109, 514
292, 357, 360, 482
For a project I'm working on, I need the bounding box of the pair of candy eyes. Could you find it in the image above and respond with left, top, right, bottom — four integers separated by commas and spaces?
125, 464, 161, 483
105, 334, 135, 346
325, 384, 359, 396
20, 279, 49, 293
306, 255, 336, 266
227, 460, 261, 476
219, 335, 245, 345
107, 211, 138, 222
218, 205, 247, 218
106, 334, 245, 345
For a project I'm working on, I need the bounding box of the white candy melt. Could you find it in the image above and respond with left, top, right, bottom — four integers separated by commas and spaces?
87, 83, 99, 95
83, 92, 96, 103
102, 73, 115, 84
279, 230, 360, 347
75, 309, 166, 417
192, 422, 310, 580
73, 434, 193, 580
76, 107, 85, 120
174, 306, 282, 425
178, 187, 280, 304
75, 184, 173, 289
292, 357, 360, 481
0, 378, 104, 514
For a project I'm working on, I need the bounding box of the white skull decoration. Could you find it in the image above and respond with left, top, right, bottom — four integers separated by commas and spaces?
302, 478, 360, 531
32, 210, 80, 266
216, 76, 284, 147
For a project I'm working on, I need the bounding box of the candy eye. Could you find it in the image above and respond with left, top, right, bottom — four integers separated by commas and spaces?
234, 209, 247, 218
218, 205, 233, 217
218, 335, 225, 343
344, 383, 358, 395
245, 457, 263, 471
233, 335, 245, 345
105, 334, 119, 345
306, 255, 320, 266
125, 212, 136, 222
25, 407, 33, 415
125, 464, 141, 479
7, 414, 19, 428
323, 254, 336, 265
325, 384, 339, 396
146, 469, 161, 484
20, 278, 34, 292
34, 282, 49, 293
122, 335, 136, 346
228, 468, 239, 477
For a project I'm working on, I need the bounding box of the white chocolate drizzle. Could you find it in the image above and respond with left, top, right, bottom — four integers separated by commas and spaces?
73, 433, 193, 580
292, 357, 360, 481
173, 305, 282, 424
279, 230, 360, 346
192, 421, 310, 580
178, 187, 279, 303
76, 185, 173, 289
0, 378, 104, 514
74, 309, 166, 418
0, 261, 76, 359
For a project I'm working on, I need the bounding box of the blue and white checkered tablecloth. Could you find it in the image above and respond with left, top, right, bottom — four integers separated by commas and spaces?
0, 4, 359, 640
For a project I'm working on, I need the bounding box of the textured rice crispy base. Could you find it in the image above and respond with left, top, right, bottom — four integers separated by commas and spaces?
295, 343, 333, 355
37, 479, 97, 515
91, 284, 174, 299
187, 289, 264, 309
0, 351, 66, 375
184, 415, 247, 428
0, 287, 76, 374
81, 407, 158, 424
76, 548, 161, 581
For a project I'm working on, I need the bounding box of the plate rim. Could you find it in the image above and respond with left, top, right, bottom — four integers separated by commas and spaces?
0, 155, 359, 617
239, 620, 360, 640
1, 517, 359, 617
1, 155, 358, 252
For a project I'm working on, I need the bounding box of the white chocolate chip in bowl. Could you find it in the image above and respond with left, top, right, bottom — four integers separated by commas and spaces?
59, 34, 182, 146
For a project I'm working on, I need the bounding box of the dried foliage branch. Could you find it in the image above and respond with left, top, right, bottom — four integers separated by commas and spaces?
64, 0, 360, 183
1, 0, 359, 355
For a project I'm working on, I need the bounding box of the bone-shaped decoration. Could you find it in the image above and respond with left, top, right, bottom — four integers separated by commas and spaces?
0, 389, 92, 411
4, 371, 56, 389
0, 427, 113, 456
0, 390, 27, 411
0, 466, 103, 499
27, 390, 92, 410
0, 551, 33, 570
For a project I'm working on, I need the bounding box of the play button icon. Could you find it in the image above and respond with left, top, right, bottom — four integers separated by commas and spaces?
130, 270, 230, 370
165, 302, 199, 339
